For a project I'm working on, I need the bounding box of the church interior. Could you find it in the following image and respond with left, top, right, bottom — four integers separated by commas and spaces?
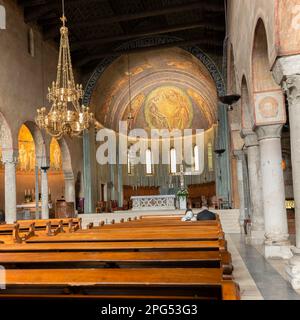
0, 0, 300, 302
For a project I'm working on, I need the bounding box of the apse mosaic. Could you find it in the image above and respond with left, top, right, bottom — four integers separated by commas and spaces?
91, 47, 218, 133
144, 86, 193, 130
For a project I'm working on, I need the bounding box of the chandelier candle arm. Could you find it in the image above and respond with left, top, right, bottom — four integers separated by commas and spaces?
35, 15, 94, 139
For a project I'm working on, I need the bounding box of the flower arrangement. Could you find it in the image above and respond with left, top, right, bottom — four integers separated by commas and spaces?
177, 189, 189, 199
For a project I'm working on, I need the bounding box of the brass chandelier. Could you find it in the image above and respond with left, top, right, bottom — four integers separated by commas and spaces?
36, 12, 93, 139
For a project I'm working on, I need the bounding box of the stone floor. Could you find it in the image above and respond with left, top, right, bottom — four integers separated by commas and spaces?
228, 234, 300, 300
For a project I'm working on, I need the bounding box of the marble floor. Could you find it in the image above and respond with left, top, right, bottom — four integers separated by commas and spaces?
228, 234, 300, 300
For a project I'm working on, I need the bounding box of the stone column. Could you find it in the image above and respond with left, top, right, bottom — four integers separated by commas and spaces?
256, 124, 291, 259
40, 167, 49, 220
2, 149, 18, 224
117, 164, 124, 208
243, 131, 265, 243
234, 150, 246, 232
64, 172, 76, 212
281, 74, 300, 288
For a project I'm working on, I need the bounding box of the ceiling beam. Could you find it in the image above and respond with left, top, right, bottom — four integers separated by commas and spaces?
23, 0, 107, 23
43, 1, 224, 40
75, 38, 224, 67
71, 20, 225, 51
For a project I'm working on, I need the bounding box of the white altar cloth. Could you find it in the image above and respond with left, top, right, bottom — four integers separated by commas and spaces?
131, 195, 176, 211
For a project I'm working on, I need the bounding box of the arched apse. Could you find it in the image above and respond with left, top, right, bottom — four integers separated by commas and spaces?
82, 36, 231, 207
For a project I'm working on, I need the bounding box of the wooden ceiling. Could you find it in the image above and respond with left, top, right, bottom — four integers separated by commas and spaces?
18, 0, 225, 72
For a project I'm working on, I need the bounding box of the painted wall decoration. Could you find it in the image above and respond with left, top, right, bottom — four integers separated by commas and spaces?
254, 90, 286, 126
277, 0, 300, 56
50, 138, 62, 171
18, 125, 35, 172
144, 86, 193, 130
1, 126, 64, 173
90, 47, 218, 133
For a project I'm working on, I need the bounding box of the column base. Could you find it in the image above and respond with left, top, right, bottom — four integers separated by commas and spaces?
264, 243, 293, 259
285, 248, 300, 290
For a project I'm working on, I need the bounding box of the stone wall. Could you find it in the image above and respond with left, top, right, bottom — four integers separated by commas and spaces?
0, 0, 84, 208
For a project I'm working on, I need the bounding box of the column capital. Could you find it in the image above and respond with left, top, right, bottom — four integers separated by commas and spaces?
273, 55, 300, 85
241, 130, 259, 148
282, 74, 300, 108
255, 124, 283, 141
1, 148, 18, 164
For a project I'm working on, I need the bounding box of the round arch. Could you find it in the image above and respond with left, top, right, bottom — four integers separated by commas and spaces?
252, 18, 279, 92
83, 35, 226, 106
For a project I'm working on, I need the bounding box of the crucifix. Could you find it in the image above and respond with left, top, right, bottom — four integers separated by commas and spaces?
172, 164, 199, 190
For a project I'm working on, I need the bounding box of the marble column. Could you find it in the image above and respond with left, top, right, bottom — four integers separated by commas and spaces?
280, 73, 300, 288
243, 131, 265, 243
40, 168, 49, 219
117, 164, 124, 208
2, 149, 18, 224
64, 172, 76, 212
234, 150, 246, 232
256, 124, 291, 259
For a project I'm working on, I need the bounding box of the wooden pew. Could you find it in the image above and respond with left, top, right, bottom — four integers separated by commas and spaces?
25, 230, 225, 243
0, 239, 227, 252
0, 251, 233, 274
0, 268, 240, 300
0, 218, 81, 235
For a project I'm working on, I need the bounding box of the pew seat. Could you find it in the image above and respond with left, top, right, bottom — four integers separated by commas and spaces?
0, 268, 240, 300
0, 240, 227, 252
0, 251, 232, 274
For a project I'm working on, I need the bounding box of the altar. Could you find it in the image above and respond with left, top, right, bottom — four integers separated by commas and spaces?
131, 195, 176, 211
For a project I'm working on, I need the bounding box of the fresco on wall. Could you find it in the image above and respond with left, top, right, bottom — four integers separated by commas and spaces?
254, 90, 286, 126
144, 86, 193, 130
277, 0, 300, 56
50, 138, 62, 171
91, 47, 218, 133
1, 126, 64, 173
18, 125, 35, 172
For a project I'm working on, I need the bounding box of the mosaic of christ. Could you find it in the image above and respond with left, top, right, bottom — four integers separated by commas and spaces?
144, 86, 193, 130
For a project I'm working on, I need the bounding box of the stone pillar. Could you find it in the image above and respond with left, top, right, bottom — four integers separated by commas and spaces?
256, 124, 291, 259
243, 131, 265, 243
234, 150, 246, 232
2, 149, 18, 224
64, 172, 76, 212
117, 164, 124, 208
40, 168, 49, 220
83, 129, 97, 213
281, 73, 300, 288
